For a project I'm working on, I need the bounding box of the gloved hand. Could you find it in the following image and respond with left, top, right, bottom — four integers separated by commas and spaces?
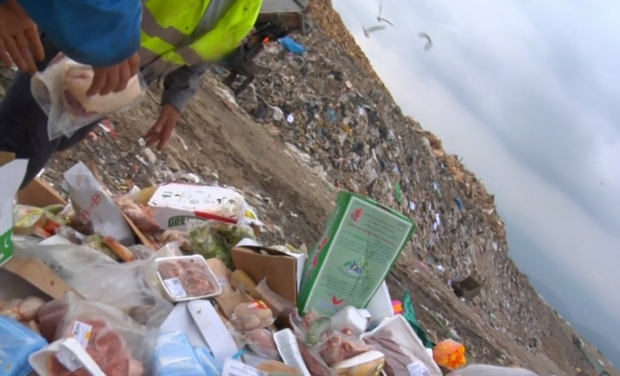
0, 0, 44, 74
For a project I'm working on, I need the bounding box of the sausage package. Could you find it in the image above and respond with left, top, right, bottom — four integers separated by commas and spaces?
31, 54, 146, 140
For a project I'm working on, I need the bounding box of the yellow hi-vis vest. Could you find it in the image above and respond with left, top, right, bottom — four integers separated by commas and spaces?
140, 0, 263, 77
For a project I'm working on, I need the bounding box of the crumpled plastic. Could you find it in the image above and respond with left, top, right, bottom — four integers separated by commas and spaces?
15, 240, 173, 327
31, 54, 147, 140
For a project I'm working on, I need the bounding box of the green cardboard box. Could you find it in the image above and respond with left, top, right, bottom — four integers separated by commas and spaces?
0, 155, 28, 267
298, 192, 415, 315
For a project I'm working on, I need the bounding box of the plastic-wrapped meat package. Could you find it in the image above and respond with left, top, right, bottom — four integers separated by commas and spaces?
30, 54, 146, 140
156, 256, 221, 301
41, 292, 157, 376
296, 338, 334, 376
319, 331, 372, 367
447, 365, 540, 376
255, 278, 296, 319
230, 300, 274, 332
115, 196, 160, 234
243, 328, 280, 360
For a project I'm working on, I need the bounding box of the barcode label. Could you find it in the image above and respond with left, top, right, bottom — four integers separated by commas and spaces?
164, 277, 188, 299
56, 347, 82, 372
70, 321, 92, 348
407, 361, 430, 376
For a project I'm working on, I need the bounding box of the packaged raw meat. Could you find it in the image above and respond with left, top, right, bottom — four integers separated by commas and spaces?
361, 315, 442, 376
152, 331, 205, 376
319, 331, 372, 367
230, 300, 274, 332
29, 337, 106, 376
30, 54, 146, 140
49, 294, 157, 375
156, 255, 222, 302
255, 277, 297, 319
243, 328, 281, 360
116, 195, 160, 234
0, 296, 46, 322
0, 316, 47, 376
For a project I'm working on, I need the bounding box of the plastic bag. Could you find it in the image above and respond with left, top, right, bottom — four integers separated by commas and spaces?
243, 328, 281, 360
193, 346, 221, 375
433, 339, 467, 369
31, 53, 146, 140
152, 331, 205, 376
47, 293, 158, 375
255, 278, 297, 319
447, 364, 539, 376
188, 220, 256, 268
318, 331, 372, 367
230, 300, 274, 332
289, 310, 333, 347
15, 240, 173, 327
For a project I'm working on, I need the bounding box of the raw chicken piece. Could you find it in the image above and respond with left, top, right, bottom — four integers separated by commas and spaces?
245, 328, 280, 360
116, 196, 159, 233
0, 296, 46, 322
160, 229, 191, 250
320, 332, 371, 366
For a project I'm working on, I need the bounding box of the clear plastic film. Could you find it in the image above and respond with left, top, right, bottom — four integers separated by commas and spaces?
30, 53, 147, 141
446, 365, 540, 376
152, 331, 206, 376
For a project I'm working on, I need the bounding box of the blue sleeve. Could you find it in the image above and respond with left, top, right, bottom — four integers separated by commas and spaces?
19, 0, 142, 67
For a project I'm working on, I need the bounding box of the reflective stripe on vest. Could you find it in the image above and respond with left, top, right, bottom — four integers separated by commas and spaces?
140, 0, 262, 77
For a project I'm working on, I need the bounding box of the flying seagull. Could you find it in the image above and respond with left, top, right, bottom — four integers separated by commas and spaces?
377, 1, 395, 27
418, 32, 433, 51
362, 24, 387, 38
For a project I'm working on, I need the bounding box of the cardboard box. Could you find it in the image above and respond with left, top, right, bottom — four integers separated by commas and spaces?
0, 152, 28, 266
231, 241, 307, 304
147, 183, 245, 230
298, 192, 415, 316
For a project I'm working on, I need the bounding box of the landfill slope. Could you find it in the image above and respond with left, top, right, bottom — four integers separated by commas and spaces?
0, 2, 616, 374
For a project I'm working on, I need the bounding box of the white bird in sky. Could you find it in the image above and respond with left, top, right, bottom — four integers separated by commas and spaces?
377, 1, 395, 27
362, 24, 387, 38
418, 32, 433, 51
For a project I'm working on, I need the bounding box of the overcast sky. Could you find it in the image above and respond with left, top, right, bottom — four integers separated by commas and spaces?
331, 0, 620, 358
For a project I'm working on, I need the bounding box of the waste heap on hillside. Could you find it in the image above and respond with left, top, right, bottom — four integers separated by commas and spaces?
0, 157, 541, 375
208, 18, 551, 351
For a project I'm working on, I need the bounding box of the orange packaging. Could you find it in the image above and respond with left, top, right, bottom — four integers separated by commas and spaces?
433, 339, 467, 369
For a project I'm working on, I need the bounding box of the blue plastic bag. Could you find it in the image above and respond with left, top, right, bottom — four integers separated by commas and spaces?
152, 331, 205, 376
279, 36, 306, 55
193, 346, 221, 375
0, 317, 47, 376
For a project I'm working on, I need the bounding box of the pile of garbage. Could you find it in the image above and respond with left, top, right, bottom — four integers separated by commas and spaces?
206, 6, 561, 354
0, 155, 541, 376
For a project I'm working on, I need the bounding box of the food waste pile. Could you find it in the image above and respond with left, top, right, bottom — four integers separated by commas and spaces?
0, 158, 543, 376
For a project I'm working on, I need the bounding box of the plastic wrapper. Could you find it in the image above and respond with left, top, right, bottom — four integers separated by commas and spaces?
31, 54, 147, 140
45, 293, 157, 375
296, 338, 334, 376
0, 316, 47, 376
193, 346, 221, 375
447, 365, 539, 376
159, 229, 191, 251
243, 328, 281, 360
318, 331, 372, 367
230, 300, 274, 332
156, 255, 221, 301
188, 220, 256, 268
255, 278, 297, 318
290, 311, 333, 347
16, 240, 173, 327
433, 339, 467, 369
152, 331, 205, 375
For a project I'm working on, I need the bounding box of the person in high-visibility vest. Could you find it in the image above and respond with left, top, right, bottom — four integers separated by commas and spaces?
0, 0, 277, 189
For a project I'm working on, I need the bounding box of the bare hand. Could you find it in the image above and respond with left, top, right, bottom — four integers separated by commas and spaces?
0, 0, 44, 74
87, 52, 140, 97
143, 104, 180, 151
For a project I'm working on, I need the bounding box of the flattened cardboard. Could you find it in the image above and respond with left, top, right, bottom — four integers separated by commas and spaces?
231, 246, 300, 304
2, 257, 71, 300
